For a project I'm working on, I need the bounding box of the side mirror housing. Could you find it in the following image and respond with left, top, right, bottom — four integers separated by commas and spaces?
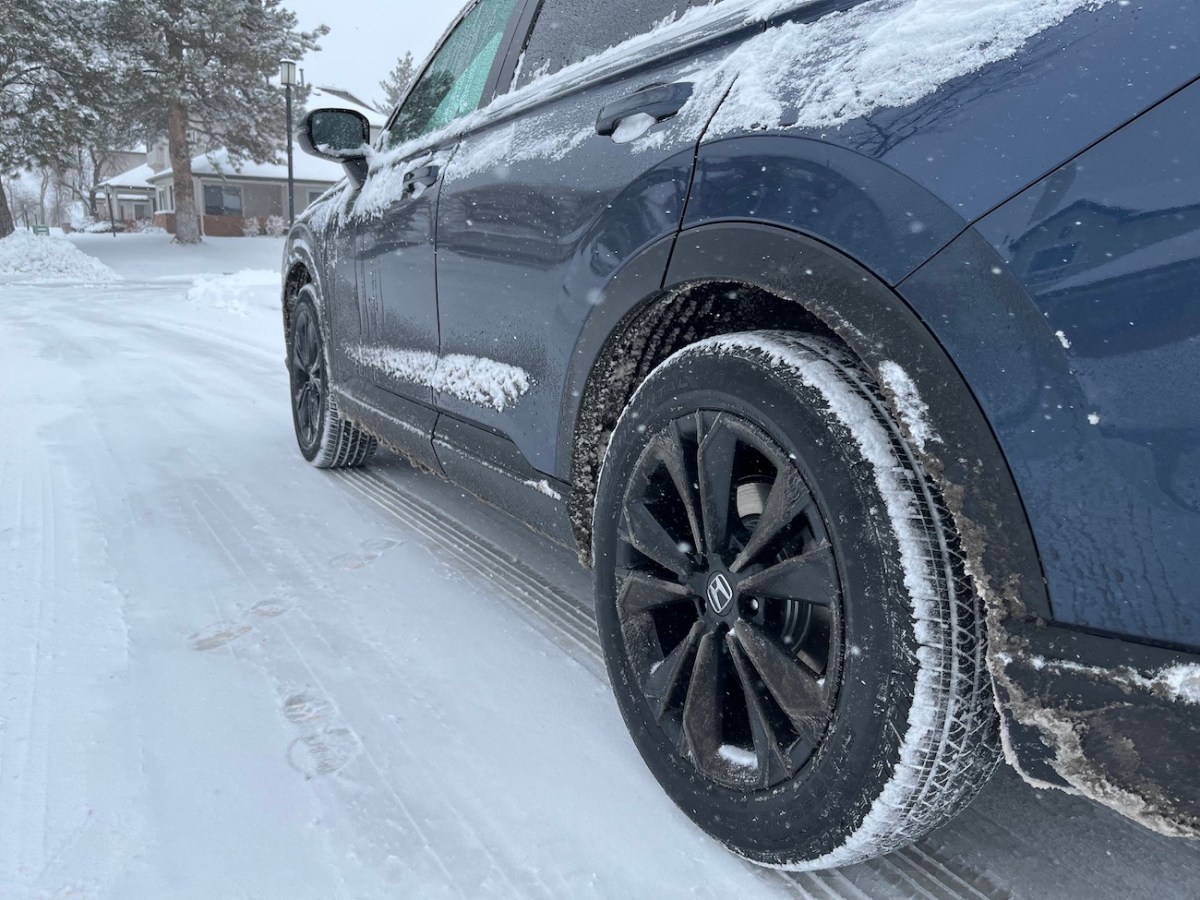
297, 108, 371, 186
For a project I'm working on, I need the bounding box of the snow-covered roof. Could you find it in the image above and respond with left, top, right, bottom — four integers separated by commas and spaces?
310, 86, 386, 127
147, 146, 344, 186
98, 162, 157, 191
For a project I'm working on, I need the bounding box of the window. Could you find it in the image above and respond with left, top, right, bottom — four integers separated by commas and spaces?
307, 190, 325, 208
515, 0, 690, 88
388, 0, 521, 146
203, 184, 243, 217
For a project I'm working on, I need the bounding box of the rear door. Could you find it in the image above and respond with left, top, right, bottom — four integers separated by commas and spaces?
433, 0, 744, 479
350, 0, 523, 409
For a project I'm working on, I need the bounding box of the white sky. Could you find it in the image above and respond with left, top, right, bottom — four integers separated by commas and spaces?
285, 0, 464, 110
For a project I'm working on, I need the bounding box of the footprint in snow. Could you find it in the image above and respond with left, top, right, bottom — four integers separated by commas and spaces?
189, 622, 252, 651
287, 728, 361, 778
283, 693, 332, 724
330, 536, 402, 570
250, 599, 291, 618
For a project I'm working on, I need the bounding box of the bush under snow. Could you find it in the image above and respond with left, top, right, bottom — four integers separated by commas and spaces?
0, 230, 119, 282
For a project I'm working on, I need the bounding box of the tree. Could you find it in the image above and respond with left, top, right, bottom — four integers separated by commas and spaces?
378, 51, 416, 113
0, 0, 103, 238
105, 0, 327, 244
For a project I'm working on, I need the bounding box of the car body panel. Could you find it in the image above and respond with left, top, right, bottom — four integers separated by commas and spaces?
433, 42, 736, 476
964, 80, 1200, 646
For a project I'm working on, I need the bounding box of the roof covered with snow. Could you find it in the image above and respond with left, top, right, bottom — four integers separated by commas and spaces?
147, 146, 344, 186
309, 86, 387, 127
98, 162, 157, 191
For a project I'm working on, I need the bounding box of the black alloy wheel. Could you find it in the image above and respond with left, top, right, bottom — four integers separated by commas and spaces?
615, 411, 842, 790
290, 299, 326, 455
286, 284, 377, 468
593, 331, 1000, 868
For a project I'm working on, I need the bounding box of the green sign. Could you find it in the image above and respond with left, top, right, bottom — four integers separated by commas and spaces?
31, 225, 50, 235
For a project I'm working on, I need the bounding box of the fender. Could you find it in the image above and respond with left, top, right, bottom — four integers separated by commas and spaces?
662, 221, 1051, 631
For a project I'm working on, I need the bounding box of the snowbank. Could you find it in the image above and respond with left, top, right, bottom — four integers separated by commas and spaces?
0, 230, 119, 282
187, 269, 282, 315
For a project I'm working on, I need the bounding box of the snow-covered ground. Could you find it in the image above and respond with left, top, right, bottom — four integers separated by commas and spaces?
1, 233, 1198, 899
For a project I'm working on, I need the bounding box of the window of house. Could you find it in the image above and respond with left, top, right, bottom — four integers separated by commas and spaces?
515, 0, 690, 89
307, 190, 325, 208
387, 0, 521, 147
203, 184, 243, 217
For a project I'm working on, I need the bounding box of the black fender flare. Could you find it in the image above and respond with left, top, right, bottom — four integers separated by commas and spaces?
660, 221, 1050, 623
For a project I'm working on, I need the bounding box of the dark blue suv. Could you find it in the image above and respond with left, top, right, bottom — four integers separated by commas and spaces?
283, 0, 1200, 869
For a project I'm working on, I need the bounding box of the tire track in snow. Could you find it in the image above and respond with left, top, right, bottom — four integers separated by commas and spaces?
334, 465, 1011, 900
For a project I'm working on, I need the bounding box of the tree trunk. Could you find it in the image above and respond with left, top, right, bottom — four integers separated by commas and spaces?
168, 97, 201, 244
0, 180, 14, 239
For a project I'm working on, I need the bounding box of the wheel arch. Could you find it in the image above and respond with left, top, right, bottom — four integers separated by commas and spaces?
565, 221, 1050, 630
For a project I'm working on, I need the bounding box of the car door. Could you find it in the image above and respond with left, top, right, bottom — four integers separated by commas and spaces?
350, 0, 524, 410
433, 0, 744, 481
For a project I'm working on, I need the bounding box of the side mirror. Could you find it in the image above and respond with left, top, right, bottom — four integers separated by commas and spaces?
297, 108, 371, 185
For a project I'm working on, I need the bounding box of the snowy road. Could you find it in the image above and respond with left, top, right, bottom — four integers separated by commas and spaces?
2, 235, 1198, 898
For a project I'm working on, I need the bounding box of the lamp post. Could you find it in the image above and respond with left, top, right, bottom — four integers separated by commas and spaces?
280, 59, 298, 226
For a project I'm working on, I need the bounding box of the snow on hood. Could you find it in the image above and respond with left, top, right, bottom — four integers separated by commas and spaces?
0, 230, 119, 283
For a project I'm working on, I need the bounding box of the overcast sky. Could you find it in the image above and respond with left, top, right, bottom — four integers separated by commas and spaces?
285, 0, 463, 110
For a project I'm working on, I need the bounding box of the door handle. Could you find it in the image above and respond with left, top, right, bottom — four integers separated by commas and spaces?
595, 82, 694, 136
404, 164, 441, 189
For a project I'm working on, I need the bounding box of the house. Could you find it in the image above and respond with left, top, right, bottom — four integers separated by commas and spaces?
102, 87, 387, 235
95, 162, 156, 223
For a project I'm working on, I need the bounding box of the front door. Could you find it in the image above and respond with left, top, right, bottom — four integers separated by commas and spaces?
350, 0, 524, 407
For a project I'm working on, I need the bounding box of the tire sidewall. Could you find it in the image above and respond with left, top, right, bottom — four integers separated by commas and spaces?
593, 342, 922, 864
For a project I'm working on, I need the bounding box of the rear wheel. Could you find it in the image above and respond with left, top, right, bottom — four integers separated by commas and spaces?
288, 285, 376, 468
592, 331, 999, 869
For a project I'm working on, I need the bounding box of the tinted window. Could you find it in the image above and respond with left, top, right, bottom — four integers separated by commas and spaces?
388, 0, 522, 146
516, 0, 694, 88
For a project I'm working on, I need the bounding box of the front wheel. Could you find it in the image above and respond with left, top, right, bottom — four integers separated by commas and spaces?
287, 284, 376, 468
592, 331, 999, 869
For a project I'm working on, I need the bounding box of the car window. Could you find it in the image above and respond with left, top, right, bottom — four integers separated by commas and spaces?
514, 0, 693, 88
388, 0, 521, 147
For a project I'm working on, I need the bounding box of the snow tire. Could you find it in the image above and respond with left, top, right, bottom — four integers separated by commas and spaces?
592, 330, 1000, 869
288, 285, 377, 469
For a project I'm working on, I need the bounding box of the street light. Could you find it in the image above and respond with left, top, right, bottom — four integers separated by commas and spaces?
280, 59, 298, 226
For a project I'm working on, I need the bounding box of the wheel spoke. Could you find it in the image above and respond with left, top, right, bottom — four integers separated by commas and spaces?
617, 568, 694, 614
643, 620, 703, 721
727, 633, 794, 786
697, 414, 739, 560
621, 500, 693, 578
681, 632, 722, 769
296, 316, 316, 370
732, 620, 825, 744
730, 468, 812, 572
653, 421, 704, 557
737, 543, 837, 604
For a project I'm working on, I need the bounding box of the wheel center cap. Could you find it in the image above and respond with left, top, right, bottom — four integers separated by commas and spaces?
705, 572, 736, 616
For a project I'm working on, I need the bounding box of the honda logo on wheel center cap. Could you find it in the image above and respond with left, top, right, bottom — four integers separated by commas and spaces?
706, 573, 735, 615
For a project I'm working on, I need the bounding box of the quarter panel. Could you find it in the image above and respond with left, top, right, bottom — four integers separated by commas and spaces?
920, 81, 1200, 647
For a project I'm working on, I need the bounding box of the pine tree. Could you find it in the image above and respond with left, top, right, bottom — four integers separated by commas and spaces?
0, 0, 104, 238
379, 51, 416, 113
105, 0, 327, 244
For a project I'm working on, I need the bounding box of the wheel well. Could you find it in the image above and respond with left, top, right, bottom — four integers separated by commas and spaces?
282, 262, 312, 334
567, 280, 839, 559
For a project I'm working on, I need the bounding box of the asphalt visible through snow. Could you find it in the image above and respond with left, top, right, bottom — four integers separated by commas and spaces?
1, 235, 1198, 898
